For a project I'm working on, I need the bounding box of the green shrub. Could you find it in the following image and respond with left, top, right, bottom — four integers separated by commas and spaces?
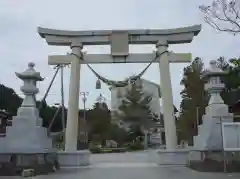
102, 148, 126, 153
113, 148, 127, 153
101, 148, 113, 153
89, 143, 101, 153
90, 147, 127, 154
128, 141, 144, 151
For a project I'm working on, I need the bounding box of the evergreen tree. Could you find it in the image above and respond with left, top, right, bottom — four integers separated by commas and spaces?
178, 57, 209, 144
107, 124, 128, 146
216, 57, 240, 108
0, 84, 22, 115
87, 101, 111, 144
117, 81, 154, 130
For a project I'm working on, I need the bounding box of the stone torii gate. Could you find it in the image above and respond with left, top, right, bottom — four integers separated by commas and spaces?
38, 25, 201, 152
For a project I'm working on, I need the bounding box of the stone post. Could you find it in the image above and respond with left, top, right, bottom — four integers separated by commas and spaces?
143, 130, 148, 150
65, 41, 82, 151
157, 41, 177, 150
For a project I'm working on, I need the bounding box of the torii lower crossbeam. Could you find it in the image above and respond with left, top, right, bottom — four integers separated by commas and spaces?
48, 52, 192, 65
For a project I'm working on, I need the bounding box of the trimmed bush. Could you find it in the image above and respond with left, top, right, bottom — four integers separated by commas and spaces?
89, 146, 127, 154
101, 148, 127, 153
21, 169, 35, 177
127, 141, 144, 151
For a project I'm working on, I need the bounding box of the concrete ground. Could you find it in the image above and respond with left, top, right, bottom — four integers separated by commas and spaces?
90, 150, 159, 163
7, 150, 240, 179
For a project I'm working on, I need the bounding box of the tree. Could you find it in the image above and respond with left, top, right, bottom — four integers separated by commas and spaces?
215, 56, 230, 71
215, 57, 240, 90
215, 57, 240, 106
116, 81, 156, 149
127, 125, 144, 140
107, 124, 128, 146
0, 84, 22, 115
178, 58, 209, 144
117, 81, 154, 131
199, 0, 240, 35
87, 101, 111, 145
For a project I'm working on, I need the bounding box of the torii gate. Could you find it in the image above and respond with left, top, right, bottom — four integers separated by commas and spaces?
38, 25, 201, 151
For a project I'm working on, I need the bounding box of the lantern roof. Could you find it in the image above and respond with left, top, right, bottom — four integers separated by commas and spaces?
15, 62, 44, 81
203, 60, 227, 79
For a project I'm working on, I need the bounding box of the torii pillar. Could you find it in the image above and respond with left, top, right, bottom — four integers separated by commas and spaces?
64, 41, 82, 151
157, 41, 177, 149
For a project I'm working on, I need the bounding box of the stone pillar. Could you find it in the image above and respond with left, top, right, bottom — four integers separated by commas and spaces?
65, 41, 82, 151
144, 131, 148, 150
157, 41, 177, 150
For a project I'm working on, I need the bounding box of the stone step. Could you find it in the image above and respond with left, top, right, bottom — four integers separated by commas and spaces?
11, 116, 42, 127
6, 126, 49, 139
6, 133, 53, 149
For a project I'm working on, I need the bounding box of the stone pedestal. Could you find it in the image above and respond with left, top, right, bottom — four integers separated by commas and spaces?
193, 113, 233, 151
157, 149, 190, 165
57, 150, 91, 167
4, 114, 52, 152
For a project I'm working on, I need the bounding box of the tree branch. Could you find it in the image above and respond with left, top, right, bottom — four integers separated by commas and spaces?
231, 2, 240, 20
220, 0, 240, 31
205, 16, 240, 33
199, 0, 240, 35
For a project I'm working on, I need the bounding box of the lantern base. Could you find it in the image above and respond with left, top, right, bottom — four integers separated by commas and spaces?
57, 150, 91, 167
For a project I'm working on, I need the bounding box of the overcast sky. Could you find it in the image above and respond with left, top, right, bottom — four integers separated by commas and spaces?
0, 0, 239, 110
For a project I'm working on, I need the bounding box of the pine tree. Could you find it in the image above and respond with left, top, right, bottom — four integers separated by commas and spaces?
87, 102, 111, 143
178, 57, 208, 144
117, 81, 153, 130
216, 57, 240, 109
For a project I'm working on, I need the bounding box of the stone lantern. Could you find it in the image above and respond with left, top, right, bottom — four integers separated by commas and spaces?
203, 60, 228, 114
6, 62, 53, 149
3, 62, 54, 150
0, 63, 57, 175
15, 62, 44, 120
190, 60, 234, 156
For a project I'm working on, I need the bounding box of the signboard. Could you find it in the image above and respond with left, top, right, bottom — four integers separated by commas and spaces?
222, 122, 240, 151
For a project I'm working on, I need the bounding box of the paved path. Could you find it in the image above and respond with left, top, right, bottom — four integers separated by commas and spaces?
8, 151, 240, 179
37, 166, 240, 179
90, 150, 158, 163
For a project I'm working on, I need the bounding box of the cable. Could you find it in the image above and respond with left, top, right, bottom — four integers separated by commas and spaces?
37, 65, 67, 138
60, 65, 65, 142
38, 65, 61, 111
70, 50, 168, 87
44, 50, 168, 138
47, 105, 61, 136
